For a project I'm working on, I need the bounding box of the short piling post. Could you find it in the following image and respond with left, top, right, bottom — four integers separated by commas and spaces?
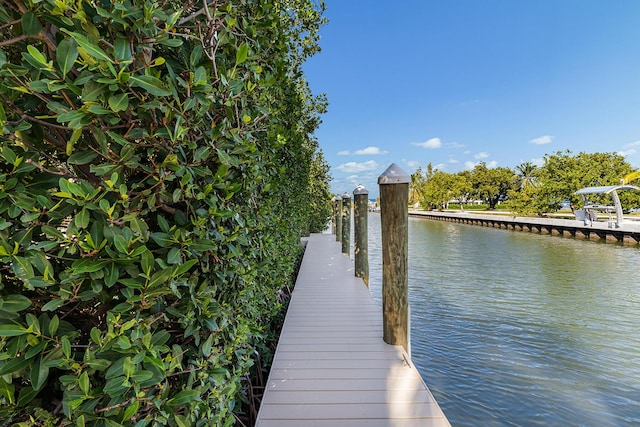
335, 196, 343, 242
341, 192, 351, 256
331, 196, 340, 235
353, 184, 369, 286
378, 163, 410, 354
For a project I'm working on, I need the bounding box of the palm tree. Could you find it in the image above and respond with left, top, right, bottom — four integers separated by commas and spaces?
516, 162, 538, 188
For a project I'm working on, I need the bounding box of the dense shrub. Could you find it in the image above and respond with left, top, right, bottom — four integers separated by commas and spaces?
0, 0, 329, 425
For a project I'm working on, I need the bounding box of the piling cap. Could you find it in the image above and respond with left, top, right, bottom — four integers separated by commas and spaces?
378, 163, 410, 185
332, 196, 341, 202
353, 184, 369, 195
342, 192, 351, 200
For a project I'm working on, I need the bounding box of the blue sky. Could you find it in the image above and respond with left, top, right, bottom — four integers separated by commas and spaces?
303, 1, 640, 197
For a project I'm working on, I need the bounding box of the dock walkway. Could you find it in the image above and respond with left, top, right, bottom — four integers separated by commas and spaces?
256, 233, 450, 427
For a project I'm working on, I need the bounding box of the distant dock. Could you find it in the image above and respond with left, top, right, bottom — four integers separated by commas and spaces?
409, 210, 640, 244
256, 233, 450, 427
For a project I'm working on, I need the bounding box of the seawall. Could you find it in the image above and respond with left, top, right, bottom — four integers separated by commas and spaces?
409, 210, 640, 245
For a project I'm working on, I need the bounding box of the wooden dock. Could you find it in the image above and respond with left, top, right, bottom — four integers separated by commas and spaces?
256, 233, 450, 427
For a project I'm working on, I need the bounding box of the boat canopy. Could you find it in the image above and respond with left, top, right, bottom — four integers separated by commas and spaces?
574, 184, 640, 227
575, 185, 640, 195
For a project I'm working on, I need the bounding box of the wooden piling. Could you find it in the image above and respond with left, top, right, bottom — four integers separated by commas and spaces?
331, 196, 338, 235
378, 163, 410, 354
353, 185, 369, 286
335, 196, 343, 242
341, 192, 351, 256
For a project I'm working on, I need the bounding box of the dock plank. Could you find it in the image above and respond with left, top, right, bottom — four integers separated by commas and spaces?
255, 233, 450, 427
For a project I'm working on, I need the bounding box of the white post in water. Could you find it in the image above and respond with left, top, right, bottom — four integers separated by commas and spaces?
378, 163, 410, 355
341, 192, 351, 256
353, 184, 369, 286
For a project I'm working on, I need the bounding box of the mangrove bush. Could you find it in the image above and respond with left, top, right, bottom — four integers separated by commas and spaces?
0, 0, 330, 425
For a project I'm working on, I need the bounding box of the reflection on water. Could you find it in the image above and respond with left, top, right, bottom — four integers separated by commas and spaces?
367, 213, 640, 426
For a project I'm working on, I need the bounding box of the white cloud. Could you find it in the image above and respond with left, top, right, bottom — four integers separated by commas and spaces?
465, 160, 498, 169
354, 146, 388, 155
531, 157, 544, 167
530, 135, 553, 145
412, 137, 442, 149
448, 142, 465, 148
338, 146, 388, 155
625, 140, 640, 147
463, 150, 471, 155
474, 152, 489, 159
336, 160, 379, 173
465, 161, 478, 169
448, 158, 459, 164
405, 159, 420, 169
618, 149, 637, 157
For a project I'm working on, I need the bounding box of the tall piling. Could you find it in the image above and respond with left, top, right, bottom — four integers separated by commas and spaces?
378, 163, 410, 354
341, 192, 351, 256
353, 184, 369, 286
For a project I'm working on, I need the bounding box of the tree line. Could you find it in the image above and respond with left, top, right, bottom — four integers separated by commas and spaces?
0, 0, 330, 425
410, 150, 640, 216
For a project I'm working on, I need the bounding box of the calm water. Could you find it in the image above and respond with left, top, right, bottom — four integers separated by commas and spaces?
365, 213, 640, 426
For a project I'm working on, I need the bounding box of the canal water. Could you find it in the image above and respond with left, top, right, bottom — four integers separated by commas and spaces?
365, 213, 640, 426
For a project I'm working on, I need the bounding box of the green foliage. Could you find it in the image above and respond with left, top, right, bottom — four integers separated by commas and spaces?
0, 0, 328, 425
537, 150, 632, 209
420, 170, 456, 210
469, 163, 517, 210
411, 152, 637, 217
306, 150, 332, 233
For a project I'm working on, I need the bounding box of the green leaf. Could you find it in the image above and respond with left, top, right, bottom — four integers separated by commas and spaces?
129, 75, 171, 96
17, 386, 38, 406
68, 150, 99, 165
79, 371, 90, 395
0, 324, 28, 337
108, 93, 129, 112
57, 38, 78, 77
0, 356, 30, 376
88, 104, 112, 115
12, 256, 34, 280
86, 358, 110, 371
21, 12, 42, 36
114, 234, 129, 254
202, 335, 213, 357
114, 37, 132, 62
62, 29, 112, 63
76, 208, 90, 229
30, 356, 49, 391
166, 390, 199, 406
71, 258, 108, 273
174, 259, 198, 276
61, 335, 71, 358
122, 400, 139, 420
25, 340, 47, 359
0, 377, 15, 405
42, 299, 63, 311
148, 268, 172, 288
217, 148, 232, 165
159, 38, 183, 47
167, 247, 181, 264
0, 294, 31, 313
49, 315, 60, 336
236, 43, 249, 66
26, 45, 47, 65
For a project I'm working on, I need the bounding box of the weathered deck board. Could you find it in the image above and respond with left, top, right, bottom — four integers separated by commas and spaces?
256, 233, 450, 426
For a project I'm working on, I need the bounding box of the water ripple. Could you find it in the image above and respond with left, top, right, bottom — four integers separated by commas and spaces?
367, 214, 640, 426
